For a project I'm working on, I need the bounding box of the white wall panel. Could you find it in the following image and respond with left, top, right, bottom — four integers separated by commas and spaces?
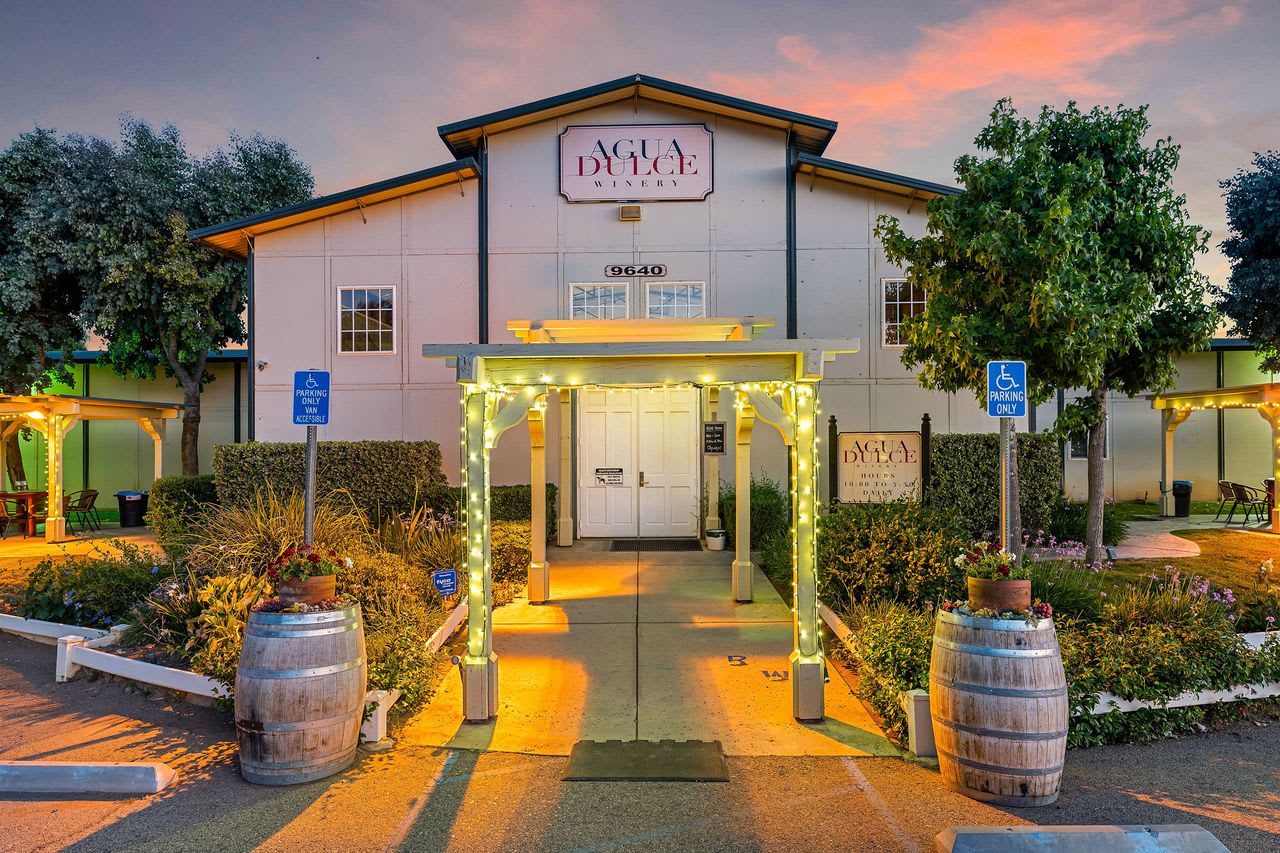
256, 220, 324, 255
403, 183, 479, 252
406, 254, 479, 384
253, 256, 328, 381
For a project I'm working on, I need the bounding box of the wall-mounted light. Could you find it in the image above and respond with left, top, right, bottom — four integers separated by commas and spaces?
256, 360, 269, 372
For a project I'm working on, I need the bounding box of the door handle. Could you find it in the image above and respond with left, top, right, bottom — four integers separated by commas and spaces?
639, 471, 645, 488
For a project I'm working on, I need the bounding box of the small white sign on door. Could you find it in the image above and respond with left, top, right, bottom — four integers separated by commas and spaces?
594, 467, 624, 486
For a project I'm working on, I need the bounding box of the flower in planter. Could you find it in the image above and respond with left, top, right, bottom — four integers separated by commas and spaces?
268, 545, 342, 582
955, 542, 1031, 580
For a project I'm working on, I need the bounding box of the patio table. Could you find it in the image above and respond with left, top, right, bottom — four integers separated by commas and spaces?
0, 491, 47, 537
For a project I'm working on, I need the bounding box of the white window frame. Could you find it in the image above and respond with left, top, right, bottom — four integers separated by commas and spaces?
1068, 424, 1110, 460
881, 277, 926, 349
337, 285, 397, 355
569, 282, 629, 320
645, 281, 706, 320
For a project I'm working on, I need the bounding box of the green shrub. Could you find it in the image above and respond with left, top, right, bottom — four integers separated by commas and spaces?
930, 432, 1061, 539
21, 541, 173, 628
1048, 500, 1129, 546
212, 440, 445, 521
1237, 559, 1280, 633
185, 486, 373, 577
365, 604, 441, 711
719, 474, 789, 548
377, 506, 463, 573
817, 501, 967, 612
759, 533, 794, 605
490, 522, 532, 584
147, 474, 219, 556
839, 600, 935, 741
1030, 560, 1104, 620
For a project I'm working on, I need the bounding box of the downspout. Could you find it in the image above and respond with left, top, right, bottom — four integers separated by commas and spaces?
233, 359, 243, 443
247, 243, 256, 441
478, 138, 490, 344
82, 362, 90, 490
785, 134, 798, 340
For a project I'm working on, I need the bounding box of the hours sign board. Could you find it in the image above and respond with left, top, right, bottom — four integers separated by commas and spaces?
560, 124, 713, 202
292, 370, 330, 425
702, 421, 726, 456
986, 361, 1027, 418
836, 432, 922, 503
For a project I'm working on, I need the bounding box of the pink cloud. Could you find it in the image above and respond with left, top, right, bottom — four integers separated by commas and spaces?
709, 0, 1246, 162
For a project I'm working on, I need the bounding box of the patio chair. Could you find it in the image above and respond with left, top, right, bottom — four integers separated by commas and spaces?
1213, 480, 1236, 521
1226, 482, 1267, 525
65, 489, 99, 533
0, 500, 19, 539
25, 493, 47, 537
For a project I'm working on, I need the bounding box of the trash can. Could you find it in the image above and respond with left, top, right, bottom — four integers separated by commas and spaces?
115, 491, 150, 527
1172, 481, 1193, 518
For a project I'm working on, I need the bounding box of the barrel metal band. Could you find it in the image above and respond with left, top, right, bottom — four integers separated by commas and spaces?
247, 622, 361, 639
937, 747, 1063, 777
934, 638, 1058, 658
238, 658, 365, 679
238, 708, 364, 732
932, 675, 1067, 699
251, 606, 360, 625
241, 746, 357, 771
938, 609, 1051, 631
934, 716, 1068, 742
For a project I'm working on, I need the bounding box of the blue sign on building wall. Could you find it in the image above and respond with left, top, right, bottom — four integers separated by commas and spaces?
292, 370, 331, 425
986, 361, 1027, 418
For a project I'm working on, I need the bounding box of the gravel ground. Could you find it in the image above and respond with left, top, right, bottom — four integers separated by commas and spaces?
2, 633, 1277, 852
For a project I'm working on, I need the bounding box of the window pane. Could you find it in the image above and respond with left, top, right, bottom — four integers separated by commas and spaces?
341, 290, 354, 309
341, 331, 354, 351
379, 331, 394, 352
885, 280, 901, 302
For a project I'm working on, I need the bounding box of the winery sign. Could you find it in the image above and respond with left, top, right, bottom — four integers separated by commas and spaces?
836, 432, 922, 503
560, 124, 713, 202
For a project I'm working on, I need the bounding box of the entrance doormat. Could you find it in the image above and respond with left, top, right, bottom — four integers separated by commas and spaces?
564, 740, 728, 782
609, 538, 702, 552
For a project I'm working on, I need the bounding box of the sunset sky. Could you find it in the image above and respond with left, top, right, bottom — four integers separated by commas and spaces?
2, 0, 1275, 283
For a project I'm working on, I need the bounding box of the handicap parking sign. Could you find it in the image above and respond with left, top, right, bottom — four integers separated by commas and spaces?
986, 361, 1027, 418
292, 370, 330, 425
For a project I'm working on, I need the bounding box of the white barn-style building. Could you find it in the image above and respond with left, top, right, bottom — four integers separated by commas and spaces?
193, 74, 1272, 536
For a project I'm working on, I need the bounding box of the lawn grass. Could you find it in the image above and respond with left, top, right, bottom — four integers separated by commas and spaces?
1108, 528, 1275, 594
1106, 499, 1223, 522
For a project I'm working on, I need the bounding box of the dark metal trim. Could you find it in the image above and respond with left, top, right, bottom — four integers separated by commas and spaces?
478, 138, 489, 344
786, 134, 798, 339
794, 152, 961, 197
1217, 349, 1226, 481
233, 359, 242, 444
247, 246, 255, 440
82, 363, 90, 490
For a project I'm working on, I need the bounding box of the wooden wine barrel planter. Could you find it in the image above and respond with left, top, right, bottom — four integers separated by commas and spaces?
235, 605, 367, 785
929, 609, 1067, 807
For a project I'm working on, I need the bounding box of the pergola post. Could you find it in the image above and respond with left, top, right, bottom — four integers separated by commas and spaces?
557, 389, 573, 546
1261, 404, 1280, 532
137, 418, 166, 483
790, 383, 823, 721
1158, 408, 1191, 517
528, 395, 550, 603
733, 392, 755, 602
704, 387, 721, 533
461, 388, 497, 722
43, 414, 78, 542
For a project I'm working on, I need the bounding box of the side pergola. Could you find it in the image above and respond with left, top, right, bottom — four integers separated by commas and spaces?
0, 395, 180, 541
424, 322, 858, 723
1152, 382, 1280, 531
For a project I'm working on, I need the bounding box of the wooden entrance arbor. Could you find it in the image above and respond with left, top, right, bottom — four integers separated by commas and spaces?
0, 395, 180, 541
1152, 383, 1280, 531
424, 320, 858, 723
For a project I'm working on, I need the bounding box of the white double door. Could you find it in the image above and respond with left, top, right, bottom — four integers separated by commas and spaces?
577, 387, 700, 538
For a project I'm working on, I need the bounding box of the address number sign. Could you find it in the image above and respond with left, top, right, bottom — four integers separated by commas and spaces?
604, 264, 667, 277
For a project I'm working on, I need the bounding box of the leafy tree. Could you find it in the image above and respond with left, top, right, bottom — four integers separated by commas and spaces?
1217, 151, 1280, 373
28, 119, 313, 474
876, 99, 1216, 564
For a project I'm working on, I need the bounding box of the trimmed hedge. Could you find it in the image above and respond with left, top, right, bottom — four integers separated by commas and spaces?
415, 483, 558, 540
212, 440, 445, 520
147, 474, 219, 555
1049, 500, 1129, 546
930, 432, 1061, 539
719, 475, 790, 549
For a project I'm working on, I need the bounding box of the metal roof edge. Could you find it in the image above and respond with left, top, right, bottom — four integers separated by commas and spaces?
437, 73, 839, 157
47, 349, 250, 363
1208, 337, 1254, 351
187, 158, 481, 243
795, 152, 961, 197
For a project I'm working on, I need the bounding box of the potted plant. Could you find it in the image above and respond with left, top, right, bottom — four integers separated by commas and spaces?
268, 545, 344, 605
956, 542, 1032, 612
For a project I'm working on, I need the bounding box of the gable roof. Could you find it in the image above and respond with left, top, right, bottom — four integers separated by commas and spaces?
794, 153, 960, 200
189, 158, 480, 257
438, 73, 838, 158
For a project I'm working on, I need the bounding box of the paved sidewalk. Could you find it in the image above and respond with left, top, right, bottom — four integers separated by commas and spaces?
405, 543, 896, 757
1112, 514, 1218, 559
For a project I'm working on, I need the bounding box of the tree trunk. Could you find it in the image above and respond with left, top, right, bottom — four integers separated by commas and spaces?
5, 438, 26, 489
181, 380, 202, 475
1084, 387, 1108, 566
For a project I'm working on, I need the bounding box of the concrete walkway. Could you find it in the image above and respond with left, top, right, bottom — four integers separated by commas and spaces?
1111, 514, 1214, 559
404, 542, 896, 757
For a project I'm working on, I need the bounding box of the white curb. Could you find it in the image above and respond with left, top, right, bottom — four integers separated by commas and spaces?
0, 761, 177, 795
937, 824, 1229, 852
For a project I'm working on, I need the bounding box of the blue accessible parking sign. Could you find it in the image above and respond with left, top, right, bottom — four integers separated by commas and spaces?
986, 361, 1027, 418
292, 370, 331, 425
432, 569, 459, 597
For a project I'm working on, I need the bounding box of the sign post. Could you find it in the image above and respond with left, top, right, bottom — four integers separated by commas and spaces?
986, 361, 1027, 555
292, 370, 331, 547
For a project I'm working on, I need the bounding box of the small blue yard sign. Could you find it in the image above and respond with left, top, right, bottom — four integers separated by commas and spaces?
986, 361, 1027, 418
432, 569, 459, 597
292, 370, 331, 425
